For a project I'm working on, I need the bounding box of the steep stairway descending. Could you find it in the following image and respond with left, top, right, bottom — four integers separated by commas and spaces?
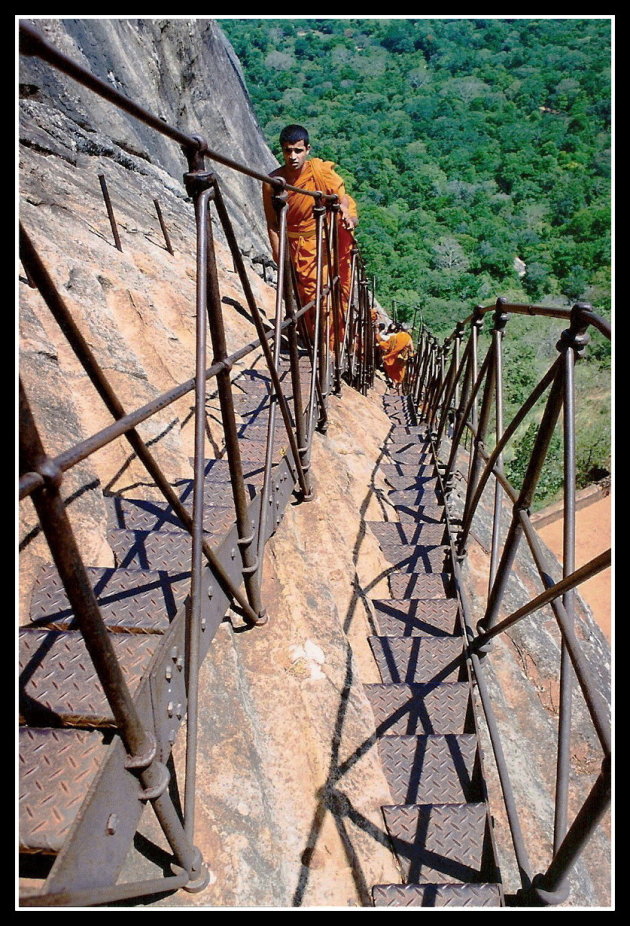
366, 391, 504, 908
19, 350, 313, 893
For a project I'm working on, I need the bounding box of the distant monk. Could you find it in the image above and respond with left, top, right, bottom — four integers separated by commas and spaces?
378, 322, 414, 393
262, 124, 358, 345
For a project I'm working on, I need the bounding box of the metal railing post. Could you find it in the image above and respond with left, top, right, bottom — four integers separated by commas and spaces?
478, 365, 565, 637
20, 380, 209, 892
489, 299, 509, 590
554, 304, 591, 851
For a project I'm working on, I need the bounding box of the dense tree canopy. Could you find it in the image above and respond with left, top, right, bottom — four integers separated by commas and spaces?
220, 17, 612, 503
221, 16, 611, 336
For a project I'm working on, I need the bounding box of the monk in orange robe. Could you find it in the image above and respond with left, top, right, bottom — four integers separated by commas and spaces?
262, 124, 358, 346
378, 323, 414, 392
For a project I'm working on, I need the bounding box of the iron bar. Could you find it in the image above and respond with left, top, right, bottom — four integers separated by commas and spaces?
489, 301, 509, 591
471, 549, 610, 645
555, 339, 578, 852
256, 196, 289, 575
329, 203, 343, 395
282, 243, 312, 500
18, 318, 295, 501
309, 198, 327, 437
479, 366, 565, 634
20, 380, 207, 887
529, 755, 610, 905
213, 182, 309, 498
97, 173, 122, 252
451, 424, 612, 757
339, 246, 358, 376
434, 326, 463, 450
456, 359, 561, 553
154, 197, 174, 255
20, 870, 190, 907
184, 180, 210, 842
460, 330, 499, 540
19, 222, 261, 626
445, 346, 492, 503
197, 175, 266, 623
432, 439, 534, 891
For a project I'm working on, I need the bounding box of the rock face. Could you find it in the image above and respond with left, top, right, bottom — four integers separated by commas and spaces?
18, 17, 400, 906
18, 18, 610, 908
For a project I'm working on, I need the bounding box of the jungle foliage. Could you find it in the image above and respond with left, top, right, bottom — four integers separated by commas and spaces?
220, 17, 612, 505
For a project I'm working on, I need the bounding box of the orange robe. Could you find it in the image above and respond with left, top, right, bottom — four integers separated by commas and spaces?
263, 158, 355, 344
379, 331, 414, 384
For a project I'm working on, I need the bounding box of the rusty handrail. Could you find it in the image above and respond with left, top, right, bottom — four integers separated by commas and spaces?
19, 20, 377, 908
411, 299, 611, 906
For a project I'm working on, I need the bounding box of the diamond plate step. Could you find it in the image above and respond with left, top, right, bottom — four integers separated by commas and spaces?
365, 683, 470, 735
175, 475, 258, 508
19, 628, 161, 726
105, 495, 236, 535
394, 504, 445, 523
108, 528, 194, 571
367, 522, 448, 548
369, 636, 466, 683
379, 461, 435, 480
372, 883, 502, 907
28, 565, 189, 632
386, 454, 433, 469
386, 425, 427, 436
371, 599, 461, 637
387, 487, 443, 508
382, 803, 493, 884
378, 735, 479, 804
388, 572, 451, 599
380, 545, 449, 573
19, 727, 111, 854
380, 472, 438, 491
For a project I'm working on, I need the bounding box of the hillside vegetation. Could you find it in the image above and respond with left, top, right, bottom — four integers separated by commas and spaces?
219, 17, 612, 506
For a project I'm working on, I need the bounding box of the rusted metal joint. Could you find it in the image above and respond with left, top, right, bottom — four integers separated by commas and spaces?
183, 169, 215, 200
172, 846, 211, 894
236, 533, 255, 547
37, 456, 64, 491
182, 133, 207, 171
527, 873, 571, 907
472, 304, 485, 330
556, 302, 592, 356
271, 175, 287, 193
312, 191, 327, 216
253, 609, 269, 627
271, 188, 289, 211
241, 559, 259, 575
137, 760, 171, 802
125, 731, 157, 770
493, 296, 509, 333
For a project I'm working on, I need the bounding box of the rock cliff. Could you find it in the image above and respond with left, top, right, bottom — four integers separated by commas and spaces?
18, 17, 610, 908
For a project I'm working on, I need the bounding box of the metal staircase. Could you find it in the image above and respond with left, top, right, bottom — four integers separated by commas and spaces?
19, 354, 311, 899
367, 391, 504, 907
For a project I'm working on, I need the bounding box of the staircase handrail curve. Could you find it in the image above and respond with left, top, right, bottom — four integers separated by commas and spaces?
411, 298, 611, 906
18, 20, 374, 906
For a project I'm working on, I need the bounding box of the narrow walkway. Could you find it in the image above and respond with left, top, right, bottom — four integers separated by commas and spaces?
365, 391, 504, 907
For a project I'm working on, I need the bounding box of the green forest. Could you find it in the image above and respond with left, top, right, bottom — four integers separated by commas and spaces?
219, 17, 612, 504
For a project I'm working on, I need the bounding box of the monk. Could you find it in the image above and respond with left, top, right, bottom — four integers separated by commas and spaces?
262, 124, 358, 345
377, 322, 414, 393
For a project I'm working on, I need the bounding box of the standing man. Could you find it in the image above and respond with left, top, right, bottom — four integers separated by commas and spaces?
262, 124, 358, 343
